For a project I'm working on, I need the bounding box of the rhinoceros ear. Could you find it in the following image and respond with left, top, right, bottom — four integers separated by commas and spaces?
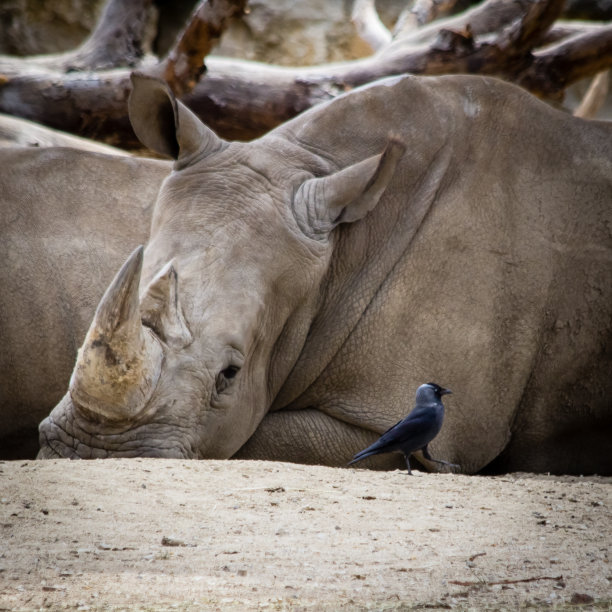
140, 261, 193, 350
129, 72, 225, 168
293, 137, 406, 240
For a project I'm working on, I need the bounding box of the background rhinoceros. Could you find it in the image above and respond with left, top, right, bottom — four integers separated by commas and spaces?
18, 73, 612, 474
0, 145, 170, 457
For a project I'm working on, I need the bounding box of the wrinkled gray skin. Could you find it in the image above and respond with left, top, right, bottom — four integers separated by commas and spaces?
0, 144, 170, 457
38, 73, 612, 474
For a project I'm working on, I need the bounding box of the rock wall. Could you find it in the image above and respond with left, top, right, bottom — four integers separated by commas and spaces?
0, 0, 103, 55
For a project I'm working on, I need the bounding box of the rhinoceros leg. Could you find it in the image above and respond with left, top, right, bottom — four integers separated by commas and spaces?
234, 409, 404, 470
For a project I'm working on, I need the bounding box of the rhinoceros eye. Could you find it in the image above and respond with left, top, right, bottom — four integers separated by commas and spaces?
222, 365, 239, 379
215, 365, 241, 395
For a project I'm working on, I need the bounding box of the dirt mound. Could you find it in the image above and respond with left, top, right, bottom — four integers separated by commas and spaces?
0, 459, 610, 610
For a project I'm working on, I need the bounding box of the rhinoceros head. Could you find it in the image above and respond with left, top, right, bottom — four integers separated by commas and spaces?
38, 74, 404, 459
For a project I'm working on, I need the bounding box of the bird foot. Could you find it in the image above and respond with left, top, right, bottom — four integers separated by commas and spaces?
441, 462, 461, 473
424, 456, 461, 473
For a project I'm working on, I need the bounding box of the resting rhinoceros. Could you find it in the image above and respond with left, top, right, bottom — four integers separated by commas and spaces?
0, 145, 170, 457
37, 73, 612, 474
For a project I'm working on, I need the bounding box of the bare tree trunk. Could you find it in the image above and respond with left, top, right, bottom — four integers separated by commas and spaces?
61, 0, 155, 71
11, 0, 156, 73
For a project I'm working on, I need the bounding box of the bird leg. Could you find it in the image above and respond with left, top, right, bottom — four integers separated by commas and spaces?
422, 445, 460, 472
404, 454, 413, 475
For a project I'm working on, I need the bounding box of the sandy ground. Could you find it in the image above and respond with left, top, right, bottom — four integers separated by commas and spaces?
0, 459, 610, 611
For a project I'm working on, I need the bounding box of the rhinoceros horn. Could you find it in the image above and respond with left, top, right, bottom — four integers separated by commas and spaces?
69, 246, 163, 422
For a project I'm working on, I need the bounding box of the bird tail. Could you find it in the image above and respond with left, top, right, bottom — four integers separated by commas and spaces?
347, 449, 378, 466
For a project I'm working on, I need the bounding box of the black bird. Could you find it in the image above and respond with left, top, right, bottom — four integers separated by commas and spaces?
348, 382, 459, 474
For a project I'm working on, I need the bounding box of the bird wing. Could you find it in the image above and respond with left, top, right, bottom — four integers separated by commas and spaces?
377, 413, 433, 447
349, 413, 432, 464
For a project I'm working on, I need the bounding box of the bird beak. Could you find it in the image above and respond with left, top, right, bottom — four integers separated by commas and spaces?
441, 388, 452, 395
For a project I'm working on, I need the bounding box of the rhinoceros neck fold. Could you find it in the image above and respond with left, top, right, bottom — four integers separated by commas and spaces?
272, 142, 452, 412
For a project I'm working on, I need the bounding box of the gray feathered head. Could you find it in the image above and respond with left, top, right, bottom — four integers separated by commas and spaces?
416, 382, 452, 403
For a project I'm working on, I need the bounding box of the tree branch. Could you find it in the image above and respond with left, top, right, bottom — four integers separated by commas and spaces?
518, 25, 612, 96
574, 70, 609, 118
540, 21, 610, 47
394, 0, 464, 38
509, 0, 565, 53
150, 0, 248, 97
351, 0, 392, 52
394, 0, 547, 47
347, 0, 565, 83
